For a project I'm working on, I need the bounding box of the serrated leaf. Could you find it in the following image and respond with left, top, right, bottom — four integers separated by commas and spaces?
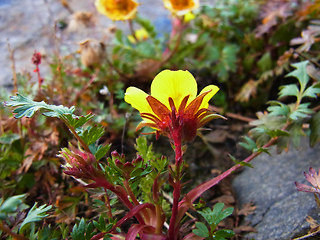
266, 129, 290, 138
19, 203, 52, 232
63, 113, 94, 129
71, 218, 85, 240
239, 136, 257, 152
310, 111, 320, 147
289, 103, 313, 120
279, 84, 299, 98
79, 126, 105, 146
5, 94, 75, 119
286, 61, 309, 93
199, 203, 234, 226
267, 101, 290, 117
95, 144, 111, 161
302, 84, 320, 99
192, 222, 210, 238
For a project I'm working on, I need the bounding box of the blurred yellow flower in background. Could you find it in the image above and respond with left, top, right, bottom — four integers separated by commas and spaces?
95, 0, 138, 21
128, 28, 149, 43
163, 0, 199, 15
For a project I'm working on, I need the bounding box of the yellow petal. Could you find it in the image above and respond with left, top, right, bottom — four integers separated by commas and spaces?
95, 0, 138, 21
151, 70, 197, 110
198, 85, 219, 110
124, 87, 153, 115
163, 0, 199, 15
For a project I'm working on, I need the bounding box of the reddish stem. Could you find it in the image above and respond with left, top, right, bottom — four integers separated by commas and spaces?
104, 189, 113, 219
35, 65, 43, 93
168, 131, 183, 240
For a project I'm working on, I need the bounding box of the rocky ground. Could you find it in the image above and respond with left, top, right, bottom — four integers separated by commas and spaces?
0, 0, 210, 91
233, 139, 320, 239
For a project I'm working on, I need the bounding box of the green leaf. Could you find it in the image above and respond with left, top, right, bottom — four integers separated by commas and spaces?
199, 203, 234, 226
289, 103, 313, 121
0, 194, 26, 214
286, 61, 309, 93
95, 144, 111, 161
213, 229, 235, 239
0, 133, 20, 144
71, 219, 96, 240
19, 203, 52, 232
238, 136, 257, 152
257, 52, 272, 72
229, 154, 253, 168
192, 222, 210, 238
267, 101, 290, 117
310, 111, 320, 147
221, 44, 239, 72
5, 94, 75, 119
63, 113, 94, 129
279, 84, 299, 98
302, 84, 320, 99
266, 129, 290, 138
79, 126, 105, 146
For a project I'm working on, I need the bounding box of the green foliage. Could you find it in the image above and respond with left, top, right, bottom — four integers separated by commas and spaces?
199, 203, 233, 227
71, 218, 95, 240
5, 93, 75, 119
193, 222, 210, 238
0, 194, 28, 219
248, 61, 320, 149
19, 203, 52, 233
228, 154, 253, 168
0, 133, 24, 179
310, 111, 320, 147
92, 215, 113, 233
193, 203, 234, 239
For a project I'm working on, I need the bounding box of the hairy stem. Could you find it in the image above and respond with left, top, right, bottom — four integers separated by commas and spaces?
104, 189, 113, 219
168, 134, 183, 240
62, 119, 91, 153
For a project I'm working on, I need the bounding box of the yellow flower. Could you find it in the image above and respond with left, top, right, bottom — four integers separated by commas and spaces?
128, 28, 149, 44
163, 0, 199, 15
125, 70, 222, 142
95, 0, 138, 21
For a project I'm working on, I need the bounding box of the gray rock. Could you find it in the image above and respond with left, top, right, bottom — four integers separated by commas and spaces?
0, 0, 213, 91
233, 140, 320, 240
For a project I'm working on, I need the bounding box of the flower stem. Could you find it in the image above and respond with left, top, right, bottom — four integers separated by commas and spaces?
104, 189, 113, 219
168, 134, 183, 240
62, 119, 91, 153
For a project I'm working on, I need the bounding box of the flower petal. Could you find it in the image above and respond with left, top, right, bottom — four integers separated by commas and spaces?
163, 0, 199, 15
95, 0, 138, 21
151, 70, 197, 110
198, 85, 219, 110
146, 96, 170, 120
124, 87, 153, 116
